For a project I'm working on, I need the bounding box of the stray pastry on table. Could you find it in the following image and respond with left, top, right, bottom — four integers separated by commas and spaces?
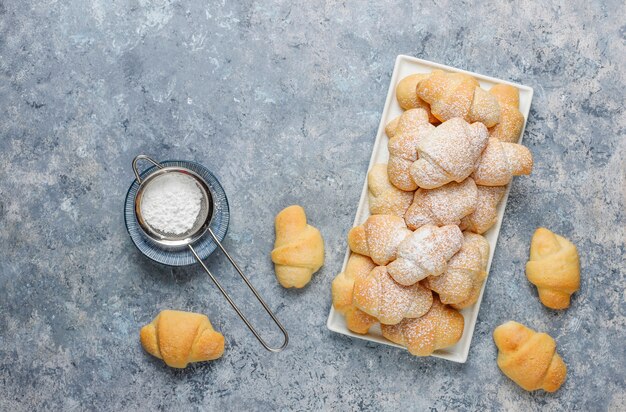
410, 117, 489, 189
271, 205, 325, 288
526, 227, 580, 309
140, 310, 225, 368
348, 214, 411, 266
386, 224, 464, 286
386, 108, 435, 191
493, 321, 567, 392
331, 253, 378, 334
404, 178, 478, 230
381, 296, 464, 356
424, 232, 490, 307
368, 163, 413, 217
417, 70, 500, 127
489, 84, 525, 143
353, 266, 433, 325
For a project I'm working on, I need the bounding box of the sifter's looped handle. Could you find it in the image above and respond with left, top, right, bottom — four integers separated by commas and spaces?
132, 155, 163, 184
188, 229, 289, 352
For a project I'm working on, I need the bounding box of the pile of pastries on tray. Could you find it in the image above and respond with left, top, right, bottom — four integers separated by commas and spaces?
332, 69, 533, 356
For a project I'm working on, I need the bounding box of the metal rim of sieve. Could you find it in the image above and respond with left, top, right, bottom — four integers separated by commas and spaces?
131, 155, 289, 353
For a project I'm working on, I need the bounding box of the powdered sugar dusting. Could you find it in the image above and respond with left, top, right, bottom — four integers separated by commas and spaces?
417, 71, 477, 122
417, 70, 500, 128
350, 215, 411, 265
489, 84, 524, 143
460, 185, 507, 234
468, 87, 500, 127
404, 178, 478, 230
381, 297, 464, 356
411, 118, 489, 189
368, 164, 414, 217
387, 109, 435, 191
424, 232, 487, 305
353, 266, 433, 325
387, 224, 463, 285
472, 138, 533, 186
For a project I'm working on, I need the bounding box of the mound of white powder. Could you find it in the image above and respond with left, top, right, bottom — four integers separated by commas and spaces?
140, 173, 203, 235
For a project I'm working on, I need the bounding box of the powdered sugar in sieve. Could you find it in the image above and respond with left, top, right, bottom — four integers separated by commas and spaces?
140, 173, 204, 236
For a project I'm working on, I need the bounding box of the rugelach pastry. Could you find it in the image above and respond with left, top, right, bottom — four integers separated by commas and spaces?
417, 70, 500, 127
404, 178, 478, 230
381, 296, 464, 356
410, 117, 489, 189
348, 215, 411, 266
451, 232, 490, 310
395, 73, 438, 123
331, 253, 378, 334
353, 266, 433, 325
368, 163, 414, 217
459, 185, 507, 234
387, 224, 464, 286
385, 115, 400, 138
489, 84, 524, 143
472, 138, 533, 186
494, 321, 567, 392
387, 108, 435, 191
424, 232, 489, 307
140, 310, 225, 368
526, 228, 580, 309
271, 205, 324, 288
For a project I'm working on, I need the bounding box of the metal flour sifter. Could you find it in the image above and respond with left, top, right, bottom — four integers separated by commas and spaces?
125, 154, 288, 352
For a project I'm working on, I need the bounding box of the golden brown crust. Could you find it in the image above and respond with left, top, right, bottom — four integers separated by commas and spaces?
387, 224, 464, 286
353, 266, 433, 325
494, 321, 567, 392
385, 116, 401, 138
424, 232, 489, 307
395, 74, 439, 123
526, 228, 580, 309
331, 253, 378, 334
271, 205, 325, 288
472, 138, 533, 186
410, 118, 489, 189
387, 109, 435, 191
404, 178, 478, 230
381, 297, 464, 356
347, 215, 411, 266
459, 185, 507, 234
489, 84, 524, 143
140, 310, 225, 368
396, 74, 428, 110
368, 164, 414, 217
417, 70, 500, 127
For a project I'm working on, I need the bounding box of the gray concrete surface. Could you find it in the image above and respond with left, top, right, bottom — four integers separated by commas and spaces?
0, 0, 624, 410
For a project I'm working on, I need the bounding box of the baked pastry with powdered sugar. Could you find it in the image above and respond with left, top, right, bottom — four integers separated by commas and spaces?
353, 266, 432, 325
410, 117, 490, 189
387, 224, 464, 286
381, 297, 464, 356
347, 215, 411, 266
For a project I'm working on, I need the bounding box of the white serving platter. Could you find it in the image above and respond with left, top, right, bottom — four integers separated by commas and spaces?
326, 55, 533, 363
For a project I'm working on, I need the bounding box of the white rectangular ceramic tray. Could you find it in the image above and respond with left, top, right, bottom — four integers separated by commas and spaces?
326, 55, 533, 363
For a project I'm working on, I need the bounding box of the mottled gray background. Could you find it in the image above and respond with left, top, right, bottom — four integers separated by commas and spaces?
0, 0, 624, 410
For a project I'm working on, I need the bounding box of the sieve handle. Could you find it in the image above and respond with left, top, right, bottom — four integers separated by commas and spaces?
188, 229, 289, 353
132, 155, 163, 184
